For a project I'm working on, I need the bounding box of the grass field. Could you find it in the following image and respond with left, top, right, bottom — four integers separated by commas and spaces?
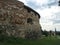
0, 36, 60, 45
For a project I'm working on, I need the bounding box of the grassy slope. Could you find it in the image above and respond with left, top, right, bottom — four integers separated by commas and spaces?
0, 36, 60, 45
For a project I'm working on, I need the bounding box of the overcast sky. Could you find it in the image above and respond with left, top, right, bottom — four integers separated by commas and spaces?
19, 0, 60, 31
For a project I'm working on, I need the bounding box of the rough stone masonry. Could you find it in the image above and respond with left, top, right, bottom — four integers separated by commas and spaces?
0, 0, 42, 39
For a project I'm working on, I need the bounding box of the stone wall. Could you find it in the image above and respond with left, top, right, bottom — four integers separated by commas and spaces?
0, 0, 42, 39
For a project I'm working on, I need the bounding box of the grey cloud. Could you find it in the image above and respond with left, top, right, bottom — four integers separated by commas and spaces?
50, 12, 60, 24
53, 20, 60, 24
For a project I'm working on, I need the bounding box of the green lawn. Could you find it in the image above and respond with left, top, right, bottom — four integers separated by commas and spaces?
0, 36, 60, 45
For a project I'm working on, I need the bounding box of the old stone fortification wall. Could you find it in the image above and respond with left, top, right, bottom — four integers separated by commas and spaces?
0, 0, 41, 39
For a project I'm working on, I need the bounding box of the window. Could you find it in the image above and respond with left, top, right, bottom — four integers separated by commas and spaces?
28, 10, 30, 13
27, 18, 33, 24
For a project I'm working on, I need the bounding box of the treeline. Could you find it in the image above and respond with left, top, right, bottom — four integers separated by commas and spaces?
41, 30, 60, 37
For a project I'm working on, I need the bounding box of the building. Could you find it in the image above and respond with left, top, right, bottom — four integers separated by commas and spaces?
0, 0, 42, 39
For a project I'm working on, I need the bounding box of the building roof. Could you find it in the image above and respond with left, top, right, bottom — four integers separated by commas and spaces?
24, 5, 40, 18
